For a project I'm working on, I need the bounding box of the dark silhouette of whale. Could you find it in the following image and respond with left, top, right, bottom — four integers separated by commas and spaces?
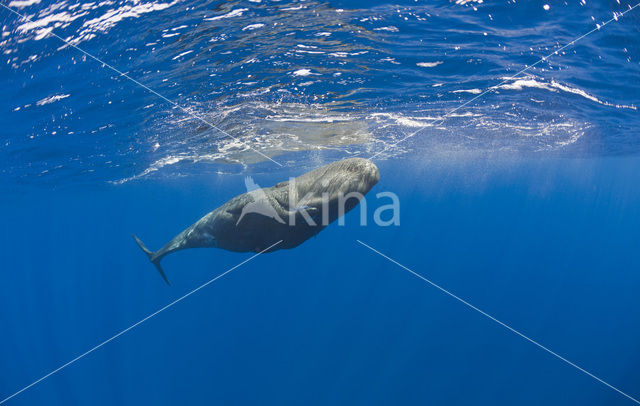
134, 158, 379, 284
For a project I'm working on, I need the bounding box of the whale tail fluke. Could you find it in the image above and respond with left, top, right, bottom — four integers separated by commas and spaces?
133, 234, 171, 286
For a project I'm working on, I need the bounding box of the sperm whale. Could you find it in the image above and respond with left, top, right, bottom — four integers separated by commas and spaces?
133, 158, 380, 284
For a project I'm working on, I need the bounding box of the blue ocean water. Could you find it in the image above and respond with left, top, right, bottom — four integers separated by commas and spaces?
1, 0, 640, 404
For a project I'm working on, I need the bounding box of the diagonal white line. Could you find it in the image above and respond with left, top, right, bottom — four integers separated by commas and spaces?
369, 2, 640, 160
356, 239, 640, 405
0, 240, 283, 405
0, 2, 283, 167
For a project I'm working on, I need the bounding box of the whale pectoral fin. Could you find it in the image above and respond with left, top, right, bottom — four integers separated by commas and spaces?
133, 234, 171, 286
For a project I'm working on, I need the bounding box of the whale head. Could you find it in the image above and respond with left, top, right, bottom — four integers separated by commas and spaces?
285, 158, 379, 223
312, 157, 380, 197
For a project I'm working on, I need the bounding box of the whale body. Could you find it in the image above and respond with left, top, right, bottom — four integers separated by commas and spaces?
134, 158, 380, 284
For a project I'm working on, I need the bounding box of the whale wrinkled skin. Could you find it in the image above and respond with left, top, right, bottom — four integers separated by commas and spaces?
134, 158, 380, 284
